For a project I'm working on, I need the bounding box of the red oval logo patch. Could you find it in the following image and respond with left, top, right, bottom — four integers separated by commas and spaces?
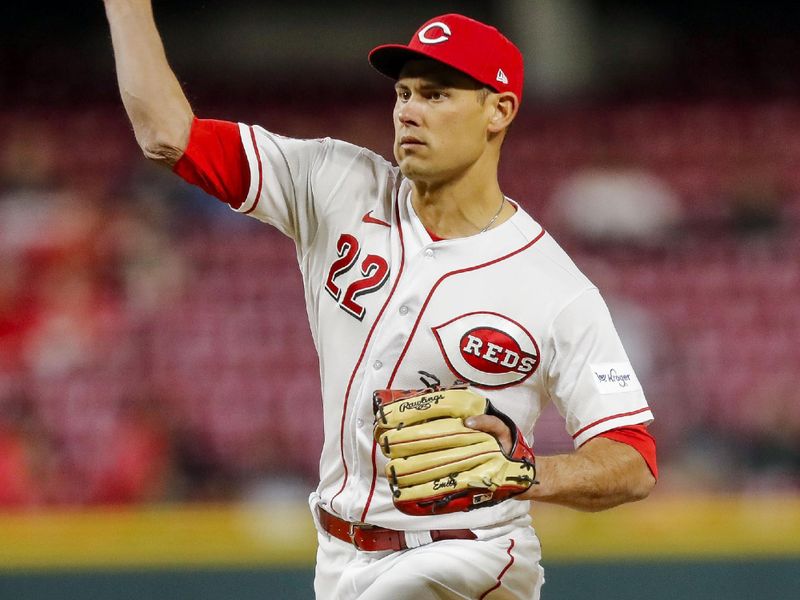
459, 327, 538, 376
432, 311, 541, 389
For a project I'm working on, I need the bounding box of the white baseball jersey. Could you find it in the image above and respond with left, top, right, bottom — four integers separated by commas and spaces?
219, 123, 653, 532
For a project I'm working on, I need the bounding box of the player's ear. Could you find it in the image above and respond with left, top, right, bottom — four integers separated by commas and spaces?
487, 91, 518, 134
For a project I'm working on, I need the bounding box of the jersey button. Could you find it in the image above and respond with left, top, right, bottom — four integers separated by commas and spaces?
356, 418, 364, 427
399, 305, 409, 315
373, 360, 383, 370
424, 248, 434, 258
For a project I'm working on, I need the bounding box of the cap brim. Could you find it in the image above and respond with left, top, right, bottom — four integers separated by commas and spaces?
368, 44, 434, 80
368, 43, 500, 93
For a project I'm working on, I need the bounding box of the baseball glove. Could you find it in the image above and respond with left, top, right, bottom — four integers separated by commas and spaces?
373, 384, 536, 516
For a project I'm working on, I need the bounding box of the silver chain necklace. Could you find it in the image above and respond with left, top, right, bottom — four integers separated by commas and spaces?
480, 196, 506, 233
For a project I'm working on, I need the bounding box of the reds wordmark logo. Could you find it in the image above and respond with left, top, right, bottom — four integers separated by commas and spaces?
432, 312, 540, 388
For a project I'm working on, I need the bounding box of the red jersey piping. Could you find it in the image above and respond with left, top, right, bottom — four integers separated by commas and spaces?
330, 197, 405, 515
572, 407, 651, 439
243, 126, 263, 215
479, 538, 516, 599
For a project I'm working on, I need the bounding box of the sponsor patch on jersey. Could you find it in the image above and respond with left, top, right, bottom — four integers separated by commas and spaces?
432, 312, 540, 388
590, 362, 642, 394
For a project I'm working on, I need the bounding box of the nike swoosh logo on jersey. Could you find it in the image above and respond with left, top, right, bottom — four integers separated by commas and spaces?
362, 210, 391, 227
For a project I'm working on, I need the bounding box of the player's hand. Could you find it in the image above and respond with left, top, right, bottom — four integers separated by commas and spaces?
464, 414, 513, 454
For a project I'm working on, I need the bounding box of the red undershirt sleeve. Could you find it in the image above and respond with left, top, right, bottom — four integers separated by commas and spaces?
593, 424, 658, 480
172, 117, 250, 209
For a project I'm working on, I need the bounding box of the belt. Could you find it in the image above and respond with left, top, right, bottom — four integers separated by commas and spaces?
317, 507, 477, 552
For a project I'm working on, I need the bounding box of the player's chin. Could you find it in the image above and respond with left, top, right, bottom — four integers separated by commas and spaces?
396, 156, 432, 181
396, 158, 418, 178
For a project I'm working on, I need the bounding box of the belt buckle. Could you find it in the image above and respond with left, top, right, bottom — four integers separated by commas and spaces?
348, 522, 359, 548
348, 522, 373, 550
347, 523, 361, 550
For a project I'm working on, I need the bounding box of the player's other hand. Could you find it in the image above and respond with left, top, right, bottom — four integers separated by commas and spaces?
464, 414, 513, 454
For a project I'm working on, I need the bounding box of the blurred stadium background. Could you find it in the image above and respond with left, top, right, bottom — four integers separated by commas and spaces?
1, 1, 799, 598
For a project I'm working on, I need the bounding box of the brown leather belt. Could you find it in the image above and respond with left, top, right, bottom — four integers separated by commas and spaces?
317, 507, 477, 552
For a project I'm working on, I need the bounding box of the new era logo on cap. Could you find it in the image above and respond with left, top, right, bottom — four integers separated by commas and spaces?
368, 13, 524, 102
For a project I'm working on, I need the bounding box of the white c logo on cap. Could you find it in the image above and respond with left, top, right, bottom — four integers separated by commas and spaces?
418, 22, 452, 45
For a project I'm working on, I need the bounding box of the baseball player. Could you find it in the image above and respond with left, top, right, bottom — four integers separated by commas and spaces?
104, 2, 657, 598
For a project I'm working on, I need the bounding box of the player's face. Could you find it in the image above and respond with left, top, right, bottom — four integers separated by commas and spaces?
393, 60, 497, 184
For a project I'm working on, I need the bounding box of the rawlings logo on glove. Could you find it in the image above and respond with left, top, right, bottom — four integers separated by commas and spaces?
399, 393, 444, 412
372, 384, 536, 516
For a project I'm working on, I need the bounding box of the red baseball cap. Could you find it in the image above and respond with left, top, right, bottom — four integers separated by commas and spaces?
369, 13, 524, 102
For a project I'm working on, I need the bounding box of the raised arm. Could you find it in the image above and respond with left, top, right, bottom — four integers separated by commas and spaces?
104, 0, 194, 166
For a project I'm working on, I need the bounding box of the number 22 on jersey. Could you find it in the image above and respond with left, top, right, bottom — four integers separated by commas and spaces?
324, 233, 390, 321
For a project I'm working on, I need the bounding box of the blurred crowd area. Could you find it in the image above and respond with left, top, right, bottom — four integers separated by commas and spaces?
0, 96, 799, 508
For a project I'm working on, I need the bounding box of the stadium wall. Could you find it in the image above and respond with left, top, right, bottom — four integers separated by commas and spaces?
0, 494, 798, 599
